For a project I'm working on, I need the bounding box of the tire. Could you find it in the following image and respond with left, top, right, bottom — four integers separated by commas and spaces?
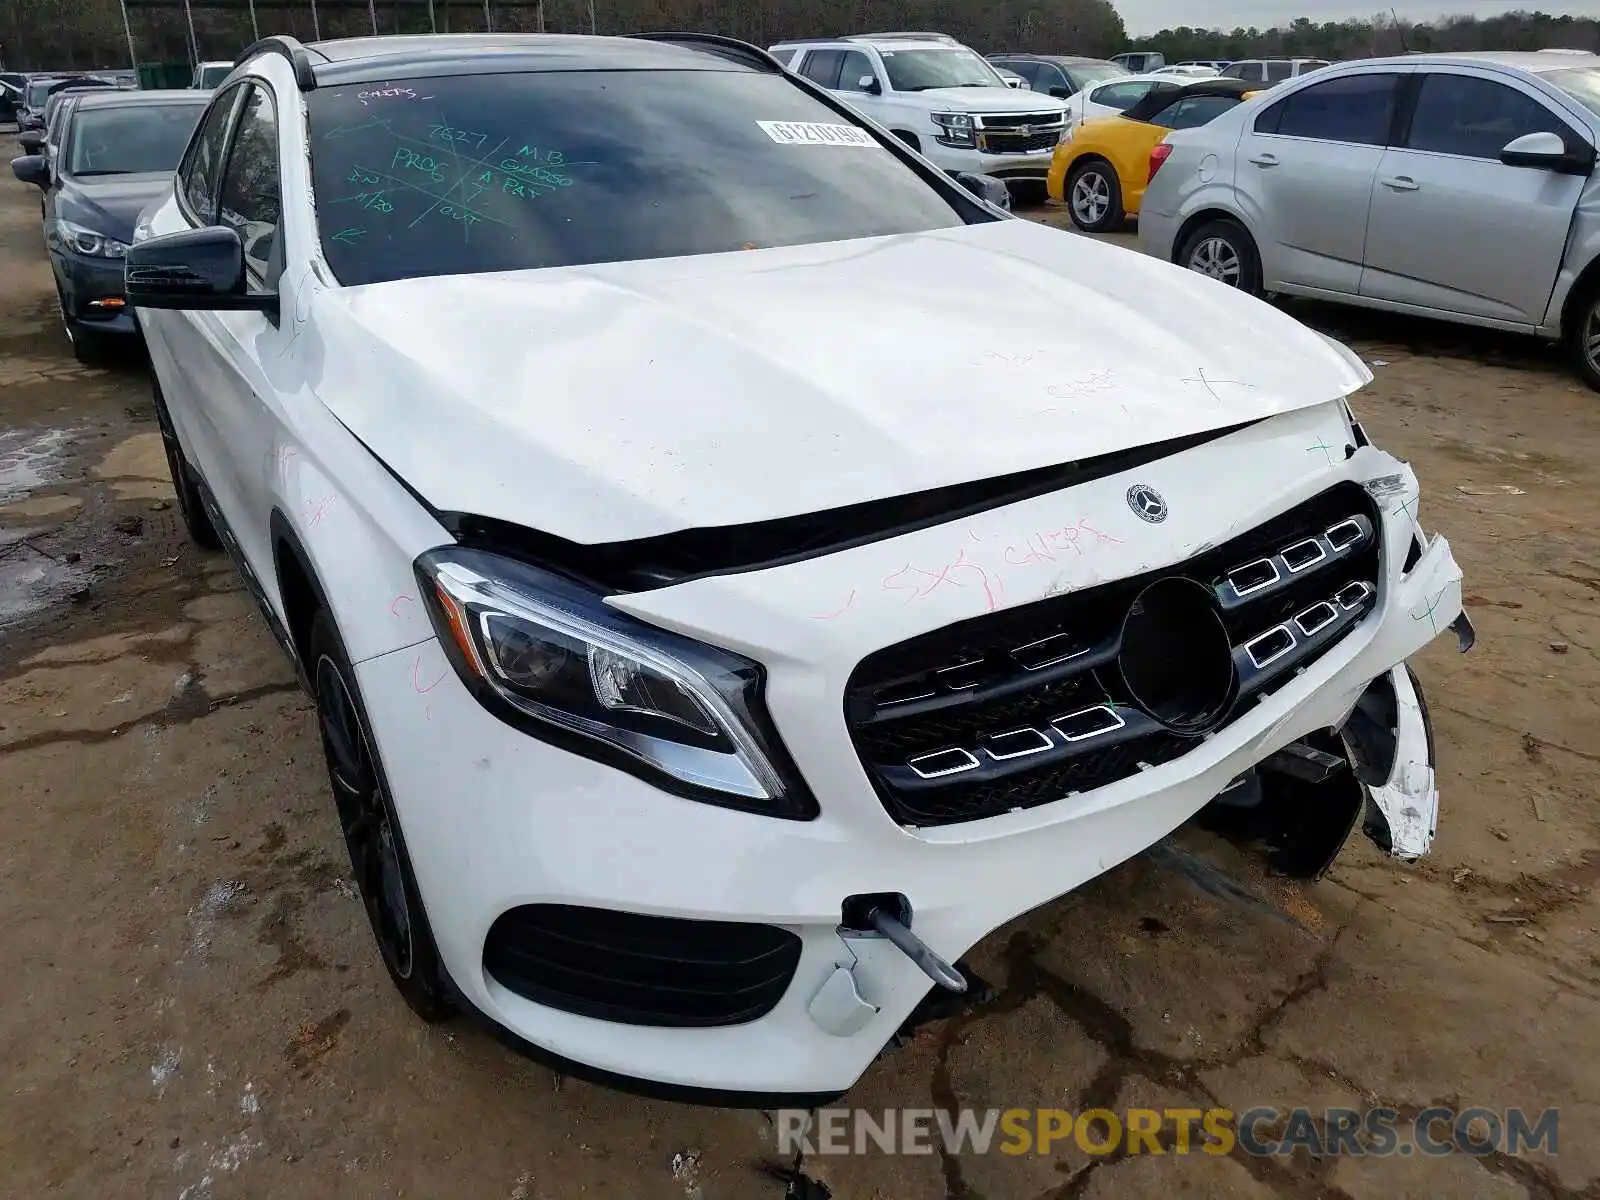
1177, 218, 1263, 297
310, 610, 455, 1023
1567, 283, 1600, 392
149, 375, 223, 551
1065, 160, 1123, 233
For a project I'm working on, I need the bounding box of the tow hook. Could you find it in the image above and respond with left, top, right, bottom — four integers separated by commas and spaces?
841, 894, 966, 993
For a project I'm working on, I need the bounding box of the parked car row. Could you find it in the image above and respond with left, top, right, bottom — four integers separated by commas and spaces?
9, 87, 209, 362
6, 29, 1466, 1102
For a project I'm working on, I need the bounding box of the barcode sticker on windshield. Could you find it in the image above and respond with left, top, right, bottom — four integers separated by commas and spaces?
757, 120, 876, 147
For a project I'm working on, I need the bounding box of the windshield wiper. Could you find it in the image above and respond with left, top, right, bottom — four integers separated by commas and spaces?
72, 169, 136, 177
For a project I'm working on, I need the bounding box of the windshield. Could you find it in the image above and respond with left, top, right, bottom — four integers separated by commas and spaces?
879, 47, 1004, 91
67, 103, 205, 176
1547, 68, 1600, 117
306, 69, 967, 287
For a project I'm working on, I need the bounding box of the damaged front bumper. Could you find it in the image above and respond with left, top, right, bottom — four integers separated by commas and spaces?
361, 403, 1468, 1101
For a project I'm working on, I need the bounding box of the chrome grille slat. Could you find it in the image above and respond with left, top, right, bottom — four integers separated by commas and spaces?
845, 485, 1383, 827
906, 748, 981, 780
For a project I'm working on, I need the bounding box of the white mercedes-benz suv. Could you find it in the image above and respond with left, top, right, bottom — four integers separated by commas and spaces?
129, 31, 1471, 1105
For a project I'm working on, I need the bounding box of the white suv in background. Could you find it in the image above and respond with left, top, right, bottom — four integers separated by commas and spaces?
769, 32, 1069, 195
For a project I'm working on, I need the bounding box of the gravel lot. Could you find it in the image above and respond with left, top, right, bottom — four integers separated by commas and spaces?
3, 145, 1598, 1199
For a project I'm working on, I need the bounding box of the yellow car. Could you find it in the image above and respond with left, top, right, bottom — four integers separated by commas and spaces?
1048, 79, 1259, 232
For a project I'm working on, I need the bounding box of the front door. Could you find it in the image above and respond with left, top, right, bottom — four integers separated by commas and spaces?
1237, 70, 1408, 295
1359, 69, 1584, 325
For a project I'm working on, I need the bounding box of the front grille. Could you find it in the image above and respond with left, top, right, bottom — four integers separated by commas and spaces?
980, 129, 1062, 154
484, 904, 802, 1027
845, 484, 1382, 827
975, 111, 1065, 155
978, 111, 1068, 130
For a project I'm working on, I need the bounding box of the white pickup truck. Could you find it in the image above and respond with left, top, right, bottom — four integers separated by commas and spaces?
768, 32, 1069, 198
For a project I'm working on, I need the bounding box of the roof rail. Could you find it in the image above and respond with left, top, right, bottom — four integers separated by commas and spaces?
626, 32, 783, 73
234, 35, 318, 90
842, 31, 958, 44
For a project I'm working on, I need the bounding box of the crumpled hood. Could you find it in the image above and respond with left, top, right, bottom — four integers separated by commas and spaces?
311, 220, 1369, 544
57, 173, 171, 243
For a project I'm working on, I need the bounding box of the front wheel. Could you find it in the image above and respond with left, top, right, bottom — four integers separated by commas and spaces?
1567, 287, 1600, 393
1177, 218, 1263, 297
1066, 161, 1123, 233
311, 611, 455, 1023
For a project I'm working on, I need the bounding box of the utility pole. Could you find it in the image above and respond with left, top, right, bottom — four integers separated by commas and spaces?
180, 0, 199, 65
116, 0, 138, 70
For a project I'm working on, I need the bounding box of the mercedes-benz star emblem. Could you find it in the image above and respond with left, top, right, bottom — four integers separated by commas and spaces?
1127, 484, 1169, 523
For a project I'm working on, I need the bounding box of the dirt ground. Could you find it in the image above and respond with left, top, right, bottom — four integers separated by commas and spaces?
2, 140, 1598, 1200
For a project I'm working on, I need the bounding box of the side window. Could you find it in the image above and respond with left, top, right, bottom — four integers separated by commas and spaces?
215, 84, 281, 283
1256, 73, 1400, 145
798, 49, 844, 89
179, 86, 242, 224
1265, 60, 1295, 83
1152, 95, 1240, 130
837, 50, 877, 92
1091, 80, 1151, 110
1040, 64, 1072, 93
769, 48, 797, 67
1005, 61, 1043, 87
1406, 73, 1574, 159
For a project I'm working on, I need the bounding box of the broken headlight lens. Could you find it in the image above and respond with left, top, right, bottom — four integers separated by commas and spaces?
416, 548, 815, 818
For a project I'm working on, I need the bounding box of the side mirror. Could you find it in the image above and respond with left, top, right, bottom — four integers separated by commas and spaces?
10, 154, 49, 189
856, 75, 882, 94
18, 130, 44, 154
1500, 130, 1594, 176
951, 170, 1012, 211
1048, 85, 1070, 98
124, 225, 278, 313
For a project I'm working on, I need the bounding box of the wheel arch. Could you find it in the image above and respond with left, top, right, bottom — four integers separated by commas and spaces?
270, 508, 335, 686
1172, 206, 1257, 266
1557, 252, 1600, 341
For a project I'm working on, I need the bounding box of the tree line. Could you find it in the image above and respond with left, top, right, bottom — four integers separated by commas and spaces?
0, 0, 1127, 70
2, 1, 1597, 74
1136, 10, 1600, 63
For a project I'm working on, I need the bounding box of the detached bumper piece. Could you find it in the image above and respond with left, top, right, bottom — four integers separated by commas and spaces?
483, 904, 802, 1027
1199, 661, 1445, 875
845, 483, 1382, 827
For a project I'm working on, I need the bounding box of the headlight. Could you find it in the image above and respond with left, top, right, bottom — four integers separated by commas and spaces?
416, 548, 816, 819
932, 112, 977, 148
48, 219, 128, 259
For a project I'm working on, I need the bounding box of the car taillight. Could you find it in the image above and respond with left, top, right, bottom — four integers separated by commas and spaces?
1149, 143, 1174, 182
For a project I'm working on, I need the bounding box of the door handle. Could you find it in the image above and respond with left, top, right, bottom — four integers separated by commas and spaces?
1247, 152, 1279, 167
1381, 175, 1420, 191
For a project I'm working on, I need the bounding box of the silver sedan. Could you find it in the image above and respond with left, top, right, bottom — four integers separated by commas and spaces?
1140, 51, 1600, 390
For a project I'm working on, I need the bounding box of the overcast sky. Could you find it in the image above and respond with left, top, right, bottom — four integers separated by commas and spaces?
1120, 0, 1600, 35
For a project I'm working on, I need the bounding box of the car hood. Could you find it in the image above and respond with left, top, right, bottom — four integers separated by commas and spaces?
310, 220, 1370, 545
910, 85, 1069, 111
57, 173, 172, 243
